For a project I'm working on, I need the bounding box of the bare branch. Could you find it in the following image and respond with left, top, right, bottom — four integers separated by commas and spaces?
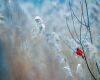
69, 2, 80, 42
85, 0, 93, 43
65, 17, 80, 44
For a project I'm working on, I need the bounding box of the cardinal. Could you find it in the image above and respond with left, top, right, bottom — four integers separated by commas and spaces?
75, 47, 84, 58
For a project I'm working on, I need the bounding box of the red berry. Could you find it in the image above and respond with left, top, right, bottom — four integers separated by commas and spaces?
75, 48, 83, 56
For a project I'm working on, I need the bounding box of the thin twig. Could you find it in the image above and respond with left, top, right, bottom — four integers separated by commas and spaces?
60, 36, 75, 53
96, 62, 100, 75
84, 0, 93, 44
84, 0, 100, 76
79, 6, 83, 44
65, 17, 80, 44
66, 0, 97, 79
79, 0, 96, 79
69, 3, 87, 27
84, 55, 97, 80
79, 38, 97, 80
80, 0, 88, 43
69, 2, 80, 41
79, 1, 96, 79
80, 1, 87, 26
69, 0, 90, 43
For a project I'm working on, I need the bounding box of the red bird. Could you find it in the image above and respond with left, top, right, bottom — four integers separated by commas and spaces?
75, 47, 84, 58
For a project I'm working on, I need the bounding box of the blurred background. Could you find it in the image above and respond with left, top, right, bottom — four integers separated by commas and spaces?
0, 0, 100, 80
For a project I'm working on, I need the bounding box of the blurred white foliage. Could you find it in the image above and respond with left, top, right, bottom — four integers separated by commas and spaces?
56, 54, 63, 63
8, 0, 12, 4
56, 54, 73, 80
21, 40, 30, 50
82, 41, 97, 59
32, 16, 45, 39
35, 16, 43, 24
68, 39, 80, 54
76, 63, 87, 80
70, 39, 78, 48
0, 13, 4, 24
65, 12, 71, 20
64, 66, 73, 80
45, 31, 62, 53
